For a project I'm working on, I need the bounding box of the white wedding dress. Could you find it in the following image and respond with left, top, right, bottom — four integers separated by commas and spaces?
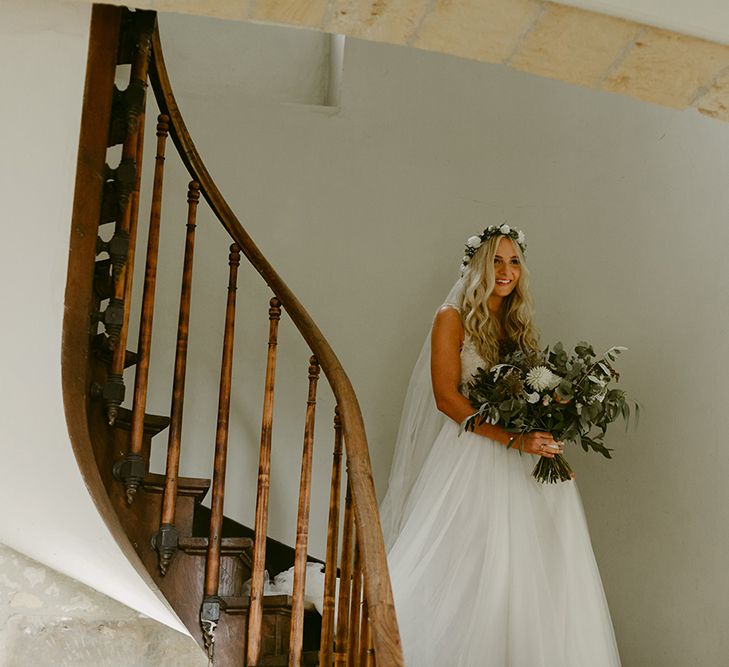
386, 333, 622, 667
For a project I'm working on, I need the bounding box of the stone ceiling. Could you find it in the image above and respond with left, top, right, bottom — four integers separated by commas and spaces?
105, 0, 729, 121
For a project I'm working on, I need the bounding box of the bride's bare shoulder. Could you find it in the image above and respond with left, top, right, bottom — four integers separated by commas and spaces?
433, 306, 464, 344
434, 305, 463, 324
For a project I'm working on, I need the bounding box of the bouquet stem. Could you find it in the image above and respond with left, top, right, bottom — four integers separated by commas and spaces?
532, 454, 573, 484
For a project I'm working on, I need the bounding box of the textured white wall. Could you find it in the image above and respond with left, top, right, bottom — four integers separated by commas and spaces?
0, 543, 204, 666
134, 15, 729, 666
0, 0, 187, 633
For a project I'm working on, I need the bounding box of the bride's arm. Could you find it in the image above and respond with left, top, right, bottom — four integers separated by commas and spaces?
431, 308, 559, 456
431, 308, 512, 444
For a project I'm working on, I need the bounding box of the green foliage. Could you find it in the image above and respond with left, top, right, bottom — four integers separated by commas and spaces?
463, 341, 639, 482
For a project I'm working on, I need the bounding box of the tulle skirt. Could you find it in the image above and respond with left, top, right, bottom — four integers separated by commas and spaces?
387, 420, 621, 667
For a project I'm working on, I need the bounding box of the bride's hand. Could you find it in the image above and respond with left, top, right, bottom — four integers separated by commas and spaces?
514, 431, 563, 458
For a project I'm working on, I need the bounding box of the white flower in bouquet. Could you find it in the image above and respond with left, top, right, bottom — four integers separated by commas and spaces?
463, 340, 638, 484
525, 366, 561, 392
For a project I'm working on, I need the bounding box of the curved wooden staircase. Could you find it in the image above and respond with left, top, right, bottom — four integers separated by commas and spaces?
62, 6, 403, 666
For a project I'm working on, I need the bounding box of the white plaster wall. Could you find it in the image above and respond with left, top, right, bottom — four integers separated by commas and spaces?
134, 15, 729, 666
0, 0, 189, 633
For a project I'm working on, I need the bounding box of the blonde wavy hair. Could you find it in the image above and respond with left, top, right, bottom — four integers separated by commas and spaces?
461, 234, 540, 367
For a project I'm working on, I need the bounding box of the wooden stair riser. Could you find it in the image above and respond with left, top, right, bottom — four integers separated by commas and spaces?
214, 599, 322, 667
110, 480, 251, 648
143, 473, 209, 537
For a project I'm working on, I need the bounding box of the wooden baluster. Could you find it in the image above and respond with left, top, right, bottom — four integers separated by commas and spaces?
152, 180, 200, 575
246, 296, 283, 667
334, 478, 355, 665
114, 114, 169, 505
289, 356, 321, 667
359, 576, 374, 667
104, 95, 146, 426
347, 539, 362, 667
104, 23, 152, 349
320, 407, 344, 667
201, 243, 241, 658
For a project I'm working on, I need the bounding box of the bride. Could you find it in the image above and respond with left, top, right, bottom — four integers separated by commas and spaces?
380, 225, 621, 666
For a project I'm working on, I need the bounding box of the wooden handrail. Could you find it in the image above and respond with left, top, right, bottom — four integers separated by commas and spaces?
148, 26, 403, 665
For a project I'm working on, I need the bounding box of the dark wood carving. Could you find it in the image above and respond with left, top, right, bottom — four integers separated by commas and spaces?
105, 93, 146, 425
104, 19, 153, 348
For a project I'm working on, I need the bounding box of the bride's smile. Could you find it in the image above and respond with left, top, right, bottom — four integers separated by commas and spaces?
488, 236, 522, 311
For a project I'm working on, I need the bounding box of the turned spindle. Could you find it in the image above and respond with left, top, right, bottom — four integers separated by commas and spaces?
335, 478, 355, 664
153, 181, 200, 575
320, 407, 344, 666
348, 538, 362, 667
247, 296, 283, 667
289, 356, 321, 667
118, 114, 169, 505
201, 243, 240, 655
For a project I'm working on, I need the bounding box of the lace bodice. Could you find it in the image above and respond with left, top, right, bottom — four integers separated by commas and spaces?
439, 304, 488, 390
460, 335, 486, 389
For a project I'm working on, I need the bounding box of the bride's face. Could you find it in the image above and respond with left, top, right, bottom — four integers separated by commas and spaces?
491, 236, 521, 298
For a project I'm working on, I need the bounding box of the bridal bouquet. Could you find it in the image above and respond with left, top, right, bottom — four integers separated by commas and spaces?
462, 341, 638, 483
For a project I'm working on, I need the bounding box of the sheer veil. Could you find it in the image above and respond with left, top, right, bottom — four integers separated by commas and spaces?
379, 277, 466, 550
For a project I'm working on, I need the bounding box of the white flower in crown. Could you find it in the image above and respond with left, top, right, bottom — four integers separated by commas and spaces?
526, 366, 561, 392
461, 224, 527, 271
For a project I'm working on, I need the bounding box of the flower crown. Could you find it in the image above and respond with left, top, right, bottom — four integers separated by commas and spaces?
461, 224, 527, 274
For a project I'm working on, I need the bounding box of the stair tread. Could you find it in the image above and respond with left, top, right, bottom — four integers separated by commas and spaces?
91, 333, 138, 368
142, 473, 210, 501
221, 594, 317, 614
257, 652, 319, 666
178, 535, 252, 556
115, 407, 170, 436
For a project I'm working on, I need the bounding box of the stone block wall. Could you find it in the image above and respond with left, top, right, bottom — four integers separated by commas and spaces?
0, 543, 206, 667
